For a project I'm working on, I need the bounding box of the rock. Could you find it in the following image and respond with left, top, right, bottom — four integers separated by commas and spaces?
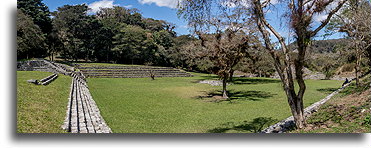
199, 80, 230, 86
27, 79, 39, 85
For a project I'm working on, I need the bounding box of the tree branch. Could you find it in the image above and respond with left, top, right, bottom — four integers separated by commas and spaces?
311, 0, 347, 37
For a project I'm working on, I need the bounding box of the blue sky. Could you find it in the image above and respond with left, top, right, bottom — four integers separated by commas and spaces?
43, 0, 343, 40
44, 0, 190, 35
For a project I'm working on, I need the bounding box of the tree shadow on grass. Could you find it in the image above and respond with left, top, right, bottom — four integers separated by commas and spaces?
191, 75, 220, 83
232, 77, 281, 85
198, 90, 276, 102
316, 88, 339, 94
207, 117, 278, 133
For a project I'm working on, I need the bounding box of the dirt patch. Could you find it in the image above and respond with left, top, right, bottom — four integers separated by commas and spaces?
198, 94, 231, 103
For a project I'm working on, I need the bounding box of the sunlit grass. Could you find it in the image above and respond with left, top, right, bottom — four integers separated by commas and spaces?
88, 72, 342, 133
17, 71, 71, 133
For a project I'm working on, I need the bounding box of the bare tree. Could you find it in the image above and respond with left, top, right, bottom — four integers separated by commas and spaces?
328, 0, 371, 86
178, 0, 346, 128
251, 0, 346, 128
178, 0, 258, 99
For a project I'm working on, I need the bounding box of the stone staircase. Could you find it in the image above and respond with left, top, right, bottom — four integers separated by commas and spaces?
62, 72, 111, 133
78, 66, 193, 78
17, 59, 73, 75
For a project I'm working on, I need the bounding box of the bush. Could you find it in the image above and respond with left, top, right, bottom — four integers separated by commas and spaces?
341, 63, 356, 72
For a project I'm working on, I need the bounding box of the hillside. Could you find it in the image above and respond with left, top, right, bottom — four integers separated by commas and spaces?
308, 39, 350, 53
292, 76, 370, 133
288, 38, 350, 53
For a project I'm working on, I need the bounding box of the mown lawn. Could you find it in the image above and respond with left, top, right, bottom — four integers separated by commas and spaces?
17, 71, 71, 133
88, 72, 343, 133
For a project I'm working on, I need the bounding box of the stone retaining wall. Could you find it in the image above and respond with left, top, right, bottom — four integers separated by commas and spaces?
17, 59, 72, 75
79, 66, 193, 78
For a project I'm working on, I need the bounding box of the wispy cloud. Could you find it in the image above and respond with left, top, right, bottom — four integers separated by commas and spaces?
123, 5, 133, 8
88, 0, 118, 14
138, 0, 180, 9
312, 0, 341, 22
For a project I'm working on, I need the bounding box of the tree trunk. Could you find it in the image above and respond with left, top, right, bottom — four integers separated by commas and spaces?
286, 89, 306, 129
355, 47, 360, 87
222, 76, 228, 99
229, 70, 234, 82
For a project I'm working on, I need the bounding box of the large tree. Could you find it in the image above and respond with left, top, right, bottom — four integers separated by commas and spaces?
327, 0, 371, 85
17, 9, 47, 59
179, 0, 346, 128
51, 4, 90, 61
112, 25, 153, 64
251, 0, 346, 128
17, 0, 52, 34
178, 0, 258, 99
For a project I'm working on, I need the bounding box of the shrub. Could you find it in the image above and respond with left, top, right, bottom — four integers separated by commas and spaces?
341, 63, 356, 72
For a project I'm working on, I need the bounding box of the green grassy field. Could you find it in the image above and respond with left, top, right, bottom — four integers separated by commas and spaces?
88, 72, 343, 133
17, 71, 71, 133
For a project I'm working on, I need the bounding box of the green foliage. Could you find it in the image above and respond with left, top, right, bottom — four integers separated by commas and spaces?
51, 4, 90, 60
341, 63, 356, 72
363, 115, 370, 125
112, 25, 151, 63
17, 9, 47, 59
17, 0, 52, 33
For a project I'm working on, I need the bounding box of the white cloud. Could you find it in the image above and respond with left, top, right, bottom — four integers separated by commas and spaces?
138, 0, 180, 9
269, 0, 279, 5
221, 0, 278, 9
88, 0, 118, 14
124, 5, 133, 8
312, 0, 340, 22
221, 0, 250, 8
313, 13, 328, 22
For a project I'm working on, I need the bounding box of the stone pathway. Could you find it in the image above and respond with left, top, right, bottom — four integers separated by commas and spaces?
62, 72, 111, 133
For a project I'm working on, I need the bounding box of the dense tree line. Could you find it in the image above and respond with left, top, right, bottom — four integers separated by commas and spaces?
16, 0, 194, 68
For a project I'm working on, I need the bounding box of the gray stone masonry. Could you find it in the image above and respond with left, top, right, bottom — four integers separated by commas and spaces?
17, 59, 73, 75
78, 65, 193, 78
62, 72, 112, 133
40, 73, 58, 85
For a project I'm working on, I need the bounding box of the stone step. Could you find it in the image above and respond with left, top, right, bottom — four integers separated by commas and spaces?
85, 73, 192, 76
40, 74, 58, 85
86, 75, 193, 78
78, 66, 174, 70
80, 70, 181, 72
83, 72, 191, 75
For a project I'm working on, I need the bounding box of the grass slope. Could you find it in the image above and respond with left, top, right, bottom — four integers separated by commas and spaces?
292, 77, 370, 133
17, 71, 71, 133
88, 72, 342, 133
